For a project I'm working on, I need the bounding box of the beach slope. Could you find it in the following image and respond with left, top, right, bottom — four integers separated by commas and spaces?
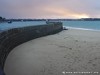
4, 29, 100, 75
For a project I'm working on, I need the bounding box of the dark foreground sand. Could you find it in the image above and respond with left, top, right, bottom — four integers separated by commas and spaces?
4, 29, 100, 75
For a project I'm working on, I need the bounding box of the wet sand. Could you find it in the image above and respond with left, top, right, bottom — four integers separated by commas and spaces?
4, 29, 100, 75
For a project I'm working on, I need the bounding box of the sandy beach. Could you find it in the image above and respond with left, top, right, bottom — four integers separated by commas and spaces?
4, 29, 100, 75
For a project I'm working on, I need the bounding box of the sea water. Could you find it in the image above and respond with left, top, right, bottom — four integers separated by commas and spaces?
0, 21, 100, 31
62, 21, 100, 31
0, 21, 46, 31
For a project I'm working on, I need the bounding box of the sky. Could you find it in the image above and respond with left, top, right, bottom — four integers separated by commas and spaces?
0, 0, 100, 19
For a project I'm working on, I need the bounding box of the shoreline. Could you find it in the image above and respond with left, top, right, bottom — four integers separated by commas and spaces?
64, 26, 100, 32
4, 29, 100, 75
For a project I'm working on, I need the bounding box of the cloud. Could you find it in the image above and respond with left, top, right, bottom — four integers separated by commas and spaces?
0, 0, 100, 18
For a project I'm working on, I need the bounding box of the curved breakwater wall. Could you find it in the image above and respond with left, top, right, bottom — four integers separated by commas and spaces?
0, 22, 63, 74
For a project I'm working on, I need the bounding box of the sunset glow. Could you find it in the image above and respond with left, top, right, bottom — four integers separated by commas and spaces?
71, 14, 90, 19
44, 7, 90, 19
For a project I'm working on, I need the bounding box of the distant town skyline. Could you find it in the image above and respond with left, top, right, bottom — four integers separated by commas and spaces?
0, 0, 100, 19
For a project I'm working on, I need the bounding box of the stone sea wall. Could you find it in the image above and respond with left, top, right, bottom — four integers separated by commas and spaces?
0, 22, 63, 72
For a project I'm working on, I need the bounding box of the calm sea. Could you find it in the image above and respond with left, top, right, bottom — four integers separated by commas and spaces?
0, 21, 46, 31
62, 21, 100, 31
0, 21, 100, 31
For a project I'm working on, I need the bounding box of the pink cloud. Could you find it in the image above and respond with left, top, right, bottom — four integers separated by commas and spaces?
0, 0, 100, 18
